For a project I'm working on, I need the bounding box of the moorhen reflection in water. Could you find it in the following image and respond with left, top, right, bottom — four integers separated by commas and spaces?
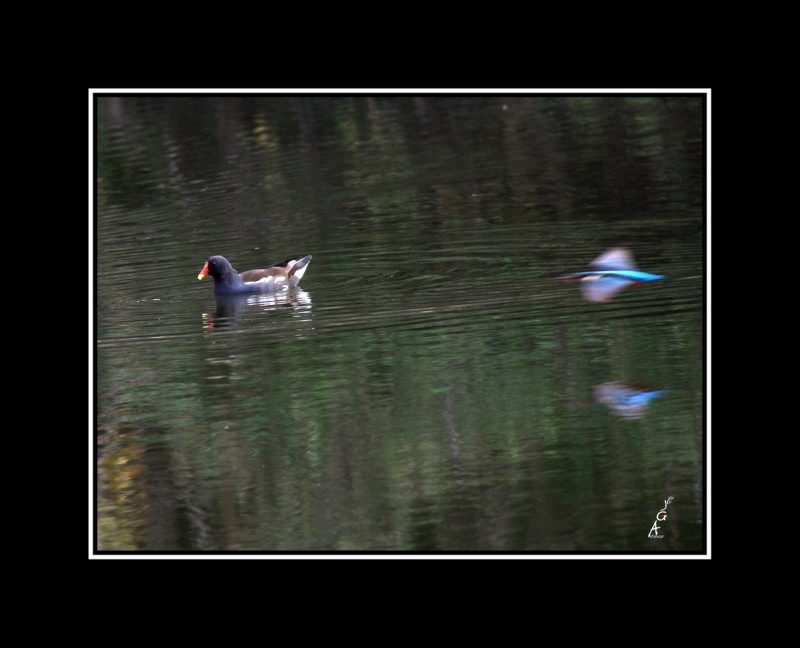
202, 290, 312, 329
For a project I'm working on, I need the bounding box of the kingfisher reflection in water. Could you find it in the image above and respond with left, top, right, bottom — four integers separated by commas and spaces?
592, 381, 668, 419
553, 248, 663, 302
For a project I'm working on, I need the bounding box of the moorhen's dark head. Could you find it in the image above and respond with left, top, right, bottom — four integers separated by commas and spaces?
198, 255, 235, 280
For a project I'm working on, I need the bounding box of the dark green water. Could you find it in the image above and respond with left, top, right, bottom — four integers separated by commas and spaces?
95, 95, 705, 553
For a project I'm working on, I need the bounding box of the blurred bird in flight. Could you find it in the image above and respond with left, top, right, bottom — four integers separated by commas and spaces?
553, 248, 663, 302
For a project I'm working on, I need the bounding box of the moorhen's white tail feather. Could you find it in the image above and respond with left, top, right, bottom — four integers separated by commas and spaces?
288, 255, 312, 285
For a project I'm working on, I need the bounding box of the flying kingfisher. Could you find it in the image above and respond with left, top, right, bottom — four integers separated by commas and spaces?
553, 248, 663, 302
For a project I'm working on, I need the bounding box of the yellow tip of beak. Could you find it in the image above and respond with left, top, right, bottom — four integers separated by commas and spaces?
198, 274, 206, 280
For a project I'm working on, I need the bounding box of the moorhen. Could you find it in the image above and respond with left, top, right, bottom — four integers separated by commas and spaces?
198, 254, 312, 296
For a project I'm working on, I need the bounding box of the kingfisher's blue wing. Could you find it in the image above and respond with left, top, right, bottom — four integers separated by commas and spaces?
624, 390, 667, 407
580, 276, 635, 302
604, 270, 664, 282
590, 248, 636, 271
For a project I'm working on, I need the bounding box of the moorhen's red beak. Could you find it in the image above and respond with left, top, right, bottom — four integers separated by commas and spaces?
198, 262, 209, 280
